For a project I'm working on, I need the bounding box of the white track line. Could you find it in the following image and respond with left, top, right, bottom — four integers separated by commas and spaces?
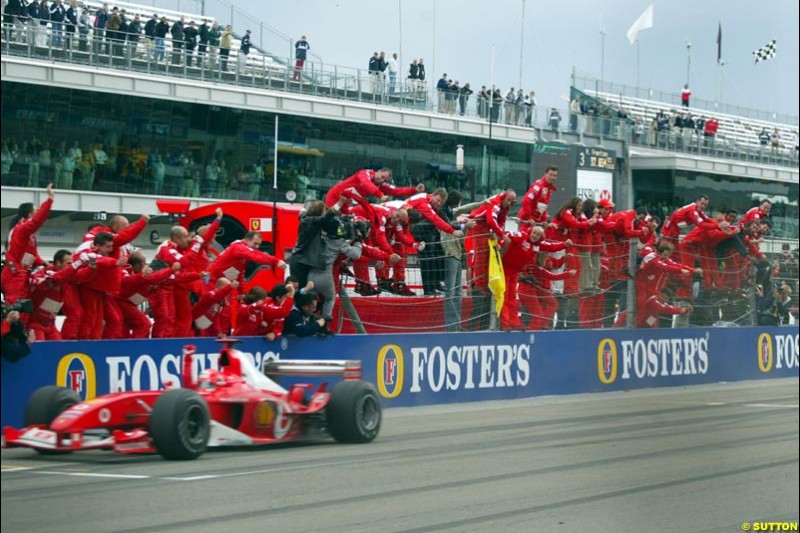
744, 403, 799, 409
31, 471, 151, 480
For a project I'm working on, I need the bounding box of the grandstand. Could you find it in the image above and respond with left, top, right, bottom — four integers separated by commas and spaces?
573, 76, 798, 168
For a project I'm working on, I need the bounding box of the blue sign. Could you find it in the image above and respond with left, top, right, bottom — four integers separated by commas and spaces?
2, 327, 797, 428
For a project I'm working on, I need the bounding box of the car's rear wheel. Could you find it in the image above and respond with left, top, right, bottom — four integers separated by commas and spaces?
149, 389, 210, 460
326, 381, 382, 444
24, 386, 81, 455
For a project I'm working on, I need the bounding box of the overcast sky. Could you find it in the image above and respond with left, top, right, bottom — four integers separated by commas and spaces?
184, 0, 798, 119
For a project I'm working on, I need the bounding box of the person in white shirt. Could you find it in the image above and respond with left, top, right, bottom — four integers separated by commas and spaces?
387, 52, 399, 94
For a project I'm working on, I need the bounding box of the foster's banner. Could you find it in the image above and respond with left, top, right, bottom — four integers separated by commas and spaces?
2, 327, 797, 428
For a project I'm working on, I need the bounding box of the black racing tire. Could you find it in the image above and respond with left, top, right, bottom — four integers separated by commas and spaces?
24, 386, 81, 455
326, 381, 382, 444
24, 386, 81, 426
149, 389, 210, 461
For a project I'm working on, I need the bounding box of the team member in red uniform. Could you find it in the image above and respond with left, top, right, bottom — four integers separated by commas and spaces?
113, 253, 179, 339
184, 208, 223, 293
467, 189, 516, 289
519, 253, 576, 330
518, 166, 558, 224
681, 219, 738, 289
324, 168, 421, 210
604, 207, 649, 280
351, 199, 408, 295
2, 184, 54, 307
192, 278, 238, 337
207, 231, 287, 284
233, 284, 294, 338
662, 195, 722, 264
499, 226, 569, 330
76, 232, 129, 340
28, 250, 97, 340
548, 197, 597, 297
73, 213, 150, 339
619, 290, 692, 328
635, 241, 698, 321
740, 199, 772, 226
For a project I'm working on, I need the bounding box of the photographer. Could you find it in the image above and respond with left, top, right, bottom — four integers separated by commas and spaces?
756, 282, 793, 326
289, 197, 347, 287
2, 302, 33, 363
282, 291, 329, 337
307, 214, 364, 321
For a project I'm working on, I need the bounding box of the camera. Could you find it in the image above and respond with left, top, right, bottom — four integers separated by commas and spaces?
1, 299, 34, 319
324, 215, 370, 242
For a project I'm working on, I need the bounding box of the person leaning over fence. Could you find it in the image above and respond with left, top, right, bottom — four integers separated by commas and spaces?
283, 291, 329, 337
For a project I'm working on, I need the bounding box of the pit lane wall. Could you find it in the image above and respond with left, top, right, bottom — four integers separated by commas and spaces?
2, 326, 797, 428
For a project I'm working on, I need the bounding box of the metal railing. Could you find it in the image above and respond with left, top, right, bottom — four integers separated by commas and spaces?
0, 23, 632, 141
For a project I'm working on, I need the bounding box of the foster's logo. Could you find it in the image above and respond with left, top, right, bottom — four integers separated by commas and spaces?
56, 353, 97, 400
597, 338, 618, 385
377, 344, 404, 399
757, 333, 774, 373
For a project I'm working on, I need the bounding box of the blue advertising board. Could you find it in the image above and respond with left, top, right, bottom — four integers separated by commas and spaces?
2, 327, 797, 428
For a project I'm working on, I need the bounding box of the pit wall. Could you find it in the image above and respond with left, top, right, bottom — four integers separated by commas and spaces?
2, 327, 797, 428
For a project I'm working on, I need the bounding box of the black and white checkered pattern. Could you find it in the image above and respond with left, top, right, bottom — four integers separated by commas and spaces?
753, 40, 777, 64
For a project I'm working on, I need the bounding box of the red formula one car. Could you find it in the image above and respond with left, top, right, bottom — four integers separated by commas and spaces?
4, 339, 382, 460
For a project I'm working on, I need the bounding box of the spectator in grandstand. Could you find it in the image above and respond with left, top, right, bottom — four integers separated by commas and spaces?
106, 7, 122, 56
293, 35, 310, 81
144, 13, 157, 58
758, 128, 771, 148
238, 29, 252, 72
64, 0, 77, 49
549, 108, 562, 131
77, 8, 90, 51
569, 96, 581, 132
504, 88, 516, 125
770, 127, 781, 155
3, 184, 54, 307
368, 53, 381, 93
220, 24, 232, 70
170, 16, 185, 65
184, 20, 198, 67
417, 58, 426, 90
154, 15, 169, 62
435, 73, 449, 112
524, 91, 536, 127
198, 19, 209, 66
459, 83, 473, 117
681, 84, 691, 108
407, 59, 419, 92
208, 21, 221, 68
127, 14, 142, 57
283, 291, 328, 337
92, 2, 109, 53
387, 52, 399, 94
703, 117, 719, 144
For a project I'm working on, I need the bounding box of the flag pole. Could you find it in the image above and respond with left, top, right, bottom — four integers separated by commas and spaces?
636, 39, 640, 96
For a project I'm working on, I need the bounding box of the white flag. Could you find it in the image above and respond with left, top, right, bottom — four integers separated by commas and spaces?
627, 4, 654, 45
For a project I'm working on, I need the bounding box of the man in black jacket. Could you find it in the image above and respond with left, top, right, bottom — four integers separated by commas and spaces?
127, 14, 141, 57
49, 0, 66, 47
198, 20, 209, 67
154, 15, 169, 62
184, 20, 198, 66
65, 0, 78, 50
171, 16, 185, 65
282, 292, 329, 337
238, 29, 251, 73
143, 13, 157, 59
368, 52, 380, 94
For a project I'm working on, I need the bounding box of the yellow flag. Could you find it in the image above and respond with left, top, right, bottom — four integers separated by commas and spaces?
487, 238, 505, 316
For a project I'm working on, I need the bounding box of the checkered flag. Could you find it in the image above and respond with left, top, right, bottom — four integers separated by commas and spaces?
753, 40, 777, 64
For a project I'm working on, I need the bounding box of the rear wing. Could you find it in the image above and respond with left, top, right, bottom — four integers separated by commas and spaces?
263, 360, 362, 381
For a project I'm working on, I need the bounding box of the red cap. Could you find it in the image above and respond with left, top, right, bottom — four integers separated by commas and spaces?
598, 199, 615, 209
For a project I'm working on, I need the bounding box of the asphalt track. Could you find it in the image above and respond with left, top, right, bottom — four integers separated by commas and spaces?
2, 378, 798, 533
